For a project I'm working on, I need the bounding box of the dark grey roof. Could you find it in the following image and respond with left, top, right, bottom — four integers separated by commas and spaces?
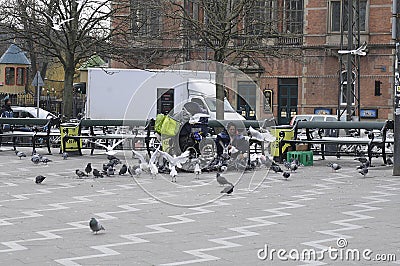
0, 44, 30, 65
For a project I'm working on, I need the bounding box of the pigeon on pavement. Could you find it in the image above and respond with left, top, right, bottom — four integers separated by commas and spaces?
89, 217, 105, 234
35, 175, 46, 184
107, 166, 115, 176
41, 157, 52, 164
194, 163, 201, 179
328, 162, 342, 171
270, 164, 283, 173
15, 151, 26, 159
282, 171, 290, 180
119, 164, 128, 175
62, 152, 68, 160
75, 169, 88, 178
93, 169, 103, 178
85, 163, 92, 175
216, 173, 233, 186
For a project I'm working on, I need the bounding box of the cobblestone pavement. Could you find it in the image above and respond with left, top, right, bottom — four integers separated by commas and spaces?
0, 146, 399, 266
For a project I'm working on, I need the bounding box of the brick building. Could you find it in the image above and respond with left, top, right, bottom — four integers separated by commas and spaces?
111, 0, 398, 124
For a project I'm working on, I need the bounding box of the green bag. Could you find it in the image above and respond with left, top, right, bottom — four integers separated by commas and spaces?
160, 115, 180, 136
155, 114, 166, 134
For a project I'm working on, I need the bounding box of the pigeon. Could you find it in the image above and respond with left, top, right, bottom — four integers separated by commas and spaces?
270, 164, 283, 173
107, 166, 115, 176
44, 13, 74, 31
356, 161, 370, 170
328, 163, 342, 171
248, 126, 276, 142
386, 157, 393, 166
169, 165, 178, 182
282, 171, 290, 180
216, 173, 233, 186
88, 138, 125, 155
41, 157, 52, 164
283, 159, 291, 170
85, 163, 92, 175
338, 41, 367, 56
15, 151, 26, 159
31, 155, 41, 165
194, 163, 201, 179
89, 217, 105, 234
93, 169, 103, 178
119, 164, 128, 175
290, 163, 298, 172
358, 167, 368, 177
35, 175, 46, 184
75, 169, 88, 178
159, 150, 191, 169
221, 185, 234, 194
62, 152, 68, 160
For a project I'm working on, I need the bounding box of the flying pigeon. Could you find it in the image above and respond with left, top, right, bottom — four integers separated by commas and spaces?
75, 169, 88, 178
248, 126, 276, 142
338, 41, 367, 56
216, 173, 233, 186
84, 163, 92, 175
62, 152, 68, 160
44, 13, 74, 31
15, 151, 26, 159
159, 150, 191, 169
89, 217, 105, 234
119, 164, 128, 175
35, 175, 46, 184
194, 163, 201, 179
282, 171, 290, 180
221, 185, 234, 194
93, 169, 103, 178
88, 138, 125, 155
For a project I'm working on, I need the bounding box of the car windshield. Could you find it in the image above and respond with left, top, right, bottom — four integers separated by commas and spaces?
204, 98, 235, 113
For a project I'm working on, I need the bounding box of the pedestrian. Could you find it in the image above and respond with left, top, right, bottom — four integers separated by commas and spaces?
215, 122, 248, 159
1, 95, 13, 132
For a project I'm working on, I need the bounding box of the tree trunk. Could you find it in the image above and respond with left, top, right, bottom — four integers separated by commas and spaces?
216, 63, 225, 120
63, 64, 75, 119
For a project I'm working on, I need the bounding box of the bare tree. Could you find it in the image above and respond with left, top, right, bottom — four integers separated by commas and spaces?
163, 0, 299, 119
0, 0, 132, 118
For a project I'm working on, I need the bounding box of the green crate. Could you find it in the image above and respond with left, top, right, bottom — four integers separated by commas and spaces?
287, 151, 313, 166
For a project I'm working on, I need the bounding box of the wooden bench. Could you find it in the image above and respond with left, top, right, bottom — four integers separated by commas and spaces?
0, 117, 61, 154
278, 120, 394, 164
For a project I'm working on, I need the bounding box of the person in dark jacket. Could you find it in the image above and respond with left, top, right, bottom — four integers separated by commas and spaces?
215, 122, 248, 159
1, 95, 13, 132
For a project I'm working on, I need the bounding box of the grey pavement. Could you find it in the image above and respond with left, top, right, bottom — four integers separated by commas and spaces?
0, 146, 399, 266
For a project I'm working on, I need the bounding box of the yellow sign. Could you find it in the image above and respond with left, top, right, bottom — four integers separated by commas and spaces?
60, 124, 82, 152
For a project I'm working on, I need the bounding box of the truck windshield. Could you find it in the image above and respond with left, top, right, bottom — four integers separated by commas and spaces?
204, 98, 235, 113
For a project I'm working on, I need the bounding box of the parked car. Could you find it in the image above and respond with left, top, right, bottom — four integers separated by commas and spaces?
11, 106, 57, 119
289, 114, 338, 127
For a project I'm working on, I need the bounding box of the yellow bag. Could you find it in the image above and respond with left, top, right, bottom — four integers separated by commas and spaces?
160, 115, 180, 136
155, 114, 166, 134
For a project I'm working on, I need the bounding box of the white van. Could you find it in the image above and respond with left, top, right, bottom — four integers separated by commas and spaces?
289, 114, 338, 126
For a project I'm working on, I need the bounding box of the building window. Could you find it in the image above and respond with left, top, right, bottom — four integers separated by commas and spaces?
245, 0, 276, 36
16, 67, 25, 86
284, 0, 303, 34
330, 0, 367, 32
5, 67, 15, 85
131, 0, 161, 37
